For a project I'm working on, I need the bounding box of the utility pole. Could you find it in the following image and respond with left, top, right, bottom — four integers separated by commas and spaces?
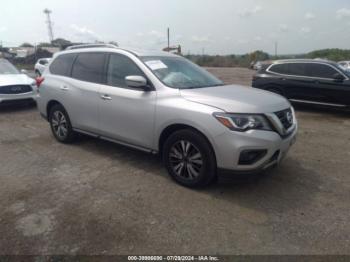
275, 41, 278, 58
34, 43, 37, 62
43, 9, 54, 43
167, 27, 170, 50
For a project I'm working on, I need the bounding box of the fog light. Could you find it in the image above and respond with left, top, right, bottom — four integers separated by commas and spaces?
239, 150, 267, 165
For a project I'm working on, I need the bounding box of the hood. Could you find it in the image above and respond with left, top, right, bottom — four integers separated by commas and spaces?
0, 74, 34, 86
180, 85, 291, 113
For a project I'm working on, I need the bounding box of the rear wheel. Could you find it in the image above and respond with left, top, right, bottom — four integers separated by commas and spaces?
49, 104, 76, 143
163, 129, 217, 188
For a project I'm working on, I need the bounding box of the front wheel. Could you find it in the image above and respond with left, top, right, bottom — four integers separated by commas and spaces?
163, 129, 217, 188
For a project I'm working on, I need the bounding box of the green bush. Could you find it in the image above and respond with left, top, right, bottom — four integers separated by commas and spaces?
186, 50, 269, 68
306, 49, 350, 61
186, 49, 350, 68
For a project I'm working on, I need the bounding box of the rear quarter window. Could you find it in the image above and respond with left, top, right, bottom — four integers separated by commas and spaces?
39, 59, 49, 65
49, 54, 76, 77
268, 63, 289, 74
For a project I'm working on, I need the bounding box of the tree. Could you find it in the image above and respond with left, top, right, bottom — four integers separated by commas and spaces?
0, 47, 9, 52
306, 49, 350, 61
20, 43, 34, 48
249, 50, 270, 62
51, 38, 72, 48
37, 42, 52, 48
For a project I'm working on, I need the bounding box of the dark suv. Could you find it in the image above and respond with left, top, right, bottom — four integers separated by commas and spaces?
252, 59, 350, 108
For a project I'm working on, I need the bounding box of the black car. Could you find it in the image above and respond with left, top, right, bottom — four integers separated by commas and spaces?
252, 59, 350, 108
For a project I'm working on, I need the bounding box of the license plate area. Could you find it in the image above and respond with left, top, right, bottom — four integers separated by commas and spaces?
278, 134, 297, 163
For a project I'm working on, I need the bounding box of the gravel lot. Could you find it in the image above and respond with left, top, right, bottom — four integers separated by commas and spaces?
0, 68, 349, 255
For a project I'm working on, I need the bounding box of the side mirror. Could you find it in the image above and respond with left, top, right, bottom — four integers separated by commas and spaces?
125, 75, 148, 90
21, 69, 28, 74
333, 73, 345, 82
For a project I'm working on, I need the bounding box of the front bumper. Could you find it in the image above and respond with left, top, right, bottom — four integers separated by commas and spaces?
213, 125, 297, 172
0, 92, 39, 105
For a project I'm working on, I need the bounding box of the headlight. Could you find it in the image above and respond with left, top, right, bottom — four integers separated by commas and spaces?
213, 113, 273, 132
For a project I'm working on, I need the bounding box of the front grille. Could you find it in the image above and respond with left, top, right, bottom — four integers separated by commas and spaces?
275, 108, 293, 129
0, 85, 32, 94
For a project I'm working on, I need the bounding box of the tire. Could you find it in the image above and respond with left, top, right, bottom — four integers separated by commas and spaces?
49, 104, 76, 143
163, 129, 217, 188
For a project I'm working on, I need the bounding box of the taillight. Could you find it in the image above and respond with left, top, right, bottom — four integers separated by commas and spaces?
36, 77, 45, 88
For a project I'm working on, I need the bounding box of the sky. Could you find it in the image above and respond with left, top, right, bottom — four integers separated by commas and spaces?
0, 0, 350, 55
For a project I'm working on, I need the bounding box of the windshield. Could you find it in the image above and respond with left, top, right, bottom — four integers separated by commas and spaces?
141, 56, 224, 89
0, 60, 19, 75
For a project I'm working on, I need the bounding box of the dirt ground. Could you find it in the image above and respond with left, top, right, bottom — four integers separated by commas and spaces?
0, 68, 349, 255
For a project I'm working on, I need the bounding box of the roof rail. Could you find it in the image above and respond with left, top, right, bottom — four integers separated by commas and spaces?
66, 44, 118, 50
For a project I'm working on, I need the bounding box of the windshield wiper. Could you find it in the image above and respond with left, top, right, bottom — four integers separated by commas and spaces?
185, 83, 224, 89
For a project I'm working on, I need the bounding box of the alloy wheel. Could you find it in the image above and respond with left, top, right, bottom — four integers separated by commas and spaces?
169, 140, 203, 180
51, 111, 68, 139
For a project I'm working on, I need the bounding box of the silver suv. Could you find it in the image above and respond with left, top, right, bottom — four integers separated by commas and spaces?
37, 44, 297, 188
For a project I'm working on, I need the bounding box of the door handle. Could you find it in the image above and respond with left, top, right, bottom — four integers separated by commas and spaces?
101, 94, 112, 100
60, 86, 69, 91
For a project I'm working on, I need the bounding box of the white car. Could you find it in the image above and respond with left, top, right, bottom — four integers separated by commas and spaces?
253, 61, 263, 71
338, 61, 350, 70
0, 59, 38, 106
34, 58, 51, 77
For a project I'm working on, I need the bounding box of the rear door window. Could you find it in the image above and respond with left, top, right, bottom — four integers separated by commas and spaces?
71, 53, 106, 84
49, 54, 76, 77
287, 63, 309, 77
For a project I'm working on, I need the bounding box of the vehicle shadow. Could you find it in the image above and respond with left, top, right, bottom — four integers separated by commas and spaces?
204, 157, 321, 214
0, 102, 37, 114
72, 134, 320, 214
73, 134, 165, 176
